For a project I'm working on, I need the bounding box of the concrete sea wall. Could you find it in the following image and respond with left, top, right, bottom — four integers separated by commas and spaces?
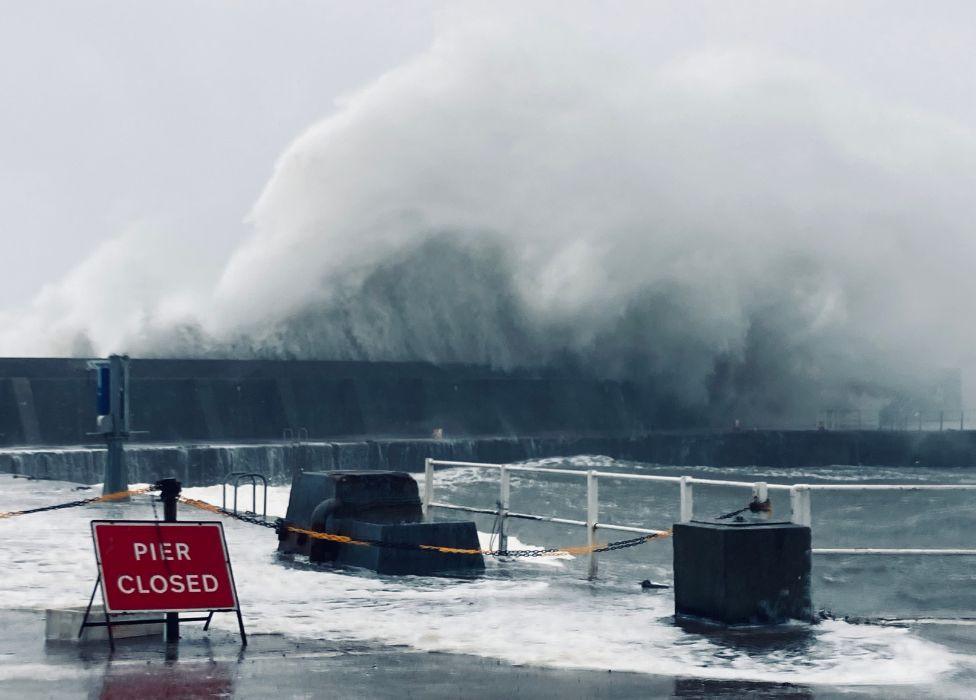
0, 358, 643, 446
3, 357, 975, 485
2, 430, 975, 487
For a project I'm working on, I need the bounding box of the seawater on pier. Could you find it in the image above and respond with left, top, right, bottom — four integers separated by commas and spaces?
2, 458, 975, 695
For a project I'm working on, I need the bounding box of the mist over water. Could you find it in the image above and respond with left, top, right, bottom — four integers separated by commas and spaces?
4, 7, 976, 426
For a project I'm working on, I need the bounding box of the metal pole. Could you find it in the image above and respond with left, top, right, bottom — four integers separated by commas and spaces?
789, 485, 811, 527
940, 411, 944, 432
752, 481, 769, 519
679, 476, 693, 523
102, 354, 130, 496
586, 470, 598, 580
752, 482, 768, 502
104, 436, 127, 495
423, 458, 434, 522
498, 466, 510, 553
158, 478, 182, 643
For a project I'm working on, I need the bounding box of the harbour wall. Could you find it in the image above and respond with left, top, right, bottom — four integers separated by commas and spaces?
0, 357, 644, 446
3, 357, 975, 485
2, 430, 975, 487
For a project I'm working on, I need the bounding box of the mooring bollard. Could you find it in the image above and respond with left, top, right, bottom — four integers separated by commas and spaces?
156, 478, 182, 642
673, 513, 812, 626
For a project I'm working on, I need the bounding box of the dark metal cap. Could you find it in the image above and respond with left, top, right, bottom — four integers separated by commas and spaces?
154, 477, 182, 500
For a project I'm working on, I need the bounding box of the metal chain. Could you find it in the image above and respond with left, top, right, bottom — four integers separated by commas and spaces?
179, 496, 277, 529
177, 495, 669, 557
717, 497, 772, 520
0, 487, 152, 520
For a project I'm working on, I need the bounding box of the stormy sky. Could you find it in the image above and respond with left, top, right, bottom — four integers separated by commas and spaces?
2, 1, 974, 310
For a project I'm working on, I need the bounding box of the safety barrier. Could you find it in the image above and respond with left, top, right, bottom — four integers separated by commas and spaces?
7, 465, 974, 566
221, 472, 268, 520
423, 459, 976, 576
790, 482, 976, 556
0, 484, 667, 559
179, 494, 666, 557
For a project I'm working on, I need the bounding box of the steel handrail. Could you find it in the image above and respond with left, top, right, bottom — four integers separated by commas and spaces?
429, 459, 976, 491
431, 499, 666, 536
423, 458, 976, 567
429, 460, 792, 489
221, 471, 268, 521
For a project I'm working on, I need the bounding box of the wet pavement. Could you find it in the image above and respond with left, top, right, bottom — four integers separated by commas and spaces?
0, 609, 935, 699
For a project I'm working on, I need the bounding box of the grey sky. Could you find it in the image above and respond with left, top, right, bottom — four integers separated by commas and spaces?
2, 0, 975, 313
0, 1, 437, 307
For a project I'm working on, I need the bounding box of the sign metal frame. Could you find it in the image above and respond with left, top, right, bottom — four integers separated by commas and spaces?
82, 519, 247, 649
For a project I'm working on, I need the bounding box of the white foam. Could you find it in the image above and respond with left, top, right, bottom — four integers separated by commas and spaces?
0, 474, 964, 686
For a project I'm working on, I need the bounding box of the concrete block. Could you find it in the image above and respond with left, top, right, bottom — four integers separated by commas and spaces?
673, 520, 812, 626
280, 470, 484, 575
45, 606, 163, 642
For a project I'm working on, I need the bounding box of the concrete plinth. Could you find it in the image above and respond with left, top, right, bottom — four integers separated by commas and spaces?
673, 520, 812, 626
45, 606, 163, 642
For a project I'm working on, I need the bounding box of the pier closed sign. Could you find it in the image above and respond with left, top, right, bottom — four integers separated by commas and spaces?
91, 521, 239, 613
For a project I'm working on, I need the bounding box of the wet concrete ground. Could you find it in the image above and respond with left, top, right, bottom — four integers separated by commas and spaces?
0, 609, 929, 699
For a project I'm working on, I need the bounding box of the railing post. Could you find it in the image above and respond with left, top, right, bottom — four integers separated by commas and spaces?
587, 470, 599, 579
498, 466, 510, 553
423, 458, 434, 522
752, 481, 769, 519
790, 485, 811, 527
679, 476, 693, 523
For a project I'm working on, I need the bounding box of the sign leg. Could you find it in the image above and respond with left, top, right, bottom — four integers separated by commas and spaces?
78, 575, 100, 639
236, 610, 248, 647
101, 572, 115, 652
203, 611, 214, 631
165, 613, 179, 643
105, 611, 115, 652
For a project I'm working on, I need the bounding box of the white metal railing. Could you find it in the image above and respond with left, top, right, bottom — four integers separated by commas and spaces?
422, 459, 976, 576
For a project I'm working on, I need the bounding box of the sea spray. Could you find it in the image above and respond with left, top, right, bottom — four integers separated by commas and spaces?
2, 8, 975, 426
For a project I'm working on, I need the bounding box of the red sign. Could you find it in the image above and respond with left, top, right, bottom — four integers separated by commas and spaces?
91, 521, 239, 614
